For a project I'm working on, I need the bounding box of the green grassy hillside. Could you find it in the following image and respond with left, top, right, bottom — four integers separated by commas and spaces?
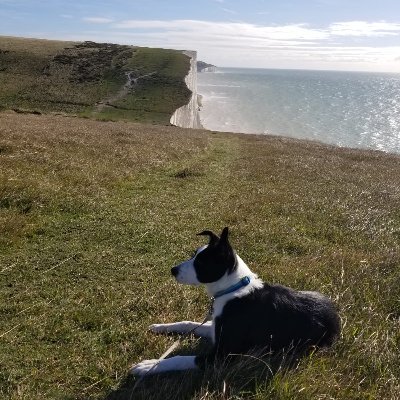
0, 36, 191, 124
0, 111, 399, 399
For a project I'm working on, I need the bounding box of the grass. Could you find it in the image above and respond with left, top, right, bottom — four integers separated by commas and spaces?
0, 111, 399, 399
0, 37, 191, 124
104, 47, 191, 124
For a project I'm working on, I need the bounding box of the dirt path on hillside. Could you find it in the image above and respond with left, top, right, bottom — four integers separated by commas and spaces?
94, 70, 156, 112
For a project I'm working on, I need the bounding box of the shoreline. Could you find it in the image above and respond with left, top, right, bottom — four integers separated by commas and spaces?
169, 50, 203, 129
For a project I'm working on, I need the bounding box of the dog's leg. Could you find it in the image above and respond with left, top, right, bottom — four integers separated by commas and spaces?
130, 355, 198, 376
150, 321, 212, 339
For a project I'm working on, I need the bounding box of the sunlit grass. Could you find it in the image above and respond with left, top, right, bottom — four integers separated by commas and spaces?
0, 112, 399, 399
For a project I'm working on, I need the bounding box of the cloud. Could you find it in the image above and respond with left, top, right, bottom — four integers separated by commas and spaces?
220, 7, 237, 15
83, 17, 114, 24
114, 19, 400, 42
329, 21, 400, 37
114, 19, 329, 42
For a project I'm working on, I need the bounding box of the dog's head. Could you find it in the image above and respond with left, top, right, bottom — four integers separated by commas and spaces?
171, 227, 237, 285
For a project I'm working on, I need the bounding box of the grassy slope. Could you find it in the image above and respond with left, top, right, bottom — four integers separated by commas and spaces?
0, 112, 399, 399
0, 36, 190, 124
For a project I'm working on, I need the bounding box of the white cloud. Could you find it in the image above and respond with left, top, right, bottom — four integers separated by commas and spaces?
220, 7, 237, 15
83, 17, 114, 24
329, 21, 400, 37
114, 19, 329, 42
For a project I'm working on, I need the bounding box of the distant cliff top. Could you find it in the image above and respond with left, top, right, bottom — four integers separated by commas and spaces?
0, 36, 191, 124
197, 60, 216, 72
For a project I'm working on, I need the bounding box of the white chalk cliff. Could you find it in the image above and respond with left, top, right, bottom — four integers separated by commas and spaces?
170, 51, 202, 129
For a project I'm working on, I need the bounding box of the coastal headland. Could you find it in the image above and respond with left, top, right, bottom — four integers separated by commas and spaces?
0, 36, 192, 124
1, 36, 399, 400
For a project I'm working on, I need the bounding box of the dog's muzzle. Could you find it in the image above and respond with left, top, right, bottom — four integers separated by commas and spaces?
171, 266, 179, 277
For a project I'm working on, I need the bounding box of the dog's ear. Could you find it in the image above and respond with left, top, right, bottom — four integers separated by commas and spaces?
219, 227, 229, 244
218, 227, 237, 274
197, 230, 219, 246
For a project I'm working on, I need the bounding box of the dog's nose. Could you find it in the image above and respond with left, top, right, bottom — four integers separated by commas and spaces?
171, 266, 179, 277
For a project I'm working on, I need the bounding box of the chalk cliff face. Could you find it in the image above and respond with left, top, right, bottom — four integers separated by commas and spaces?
170, 51, 202, 129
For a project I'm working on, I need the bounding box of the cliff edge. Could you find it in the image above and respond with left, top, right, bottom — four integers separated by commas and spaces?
170, 50, 203, 129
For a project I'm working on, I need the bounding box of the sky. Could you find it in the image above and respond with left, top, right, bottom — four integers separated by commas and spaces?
1, 0, 400, 72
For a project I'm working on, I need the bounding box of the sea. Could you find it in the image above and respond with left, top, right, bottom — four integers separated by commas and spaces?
197, 68, 400, 154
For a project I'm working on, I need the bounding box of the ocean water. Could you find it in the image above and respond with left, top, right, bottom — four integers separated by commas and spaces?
198, 68, 400, 153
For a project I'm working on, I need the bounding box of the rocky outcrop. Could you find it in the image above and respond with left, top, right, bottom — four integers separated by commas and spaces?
170, 51, 202, 129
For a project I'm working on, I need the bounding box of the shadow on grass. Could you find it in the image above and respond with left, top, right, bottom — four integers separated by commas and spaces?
171, 167, 205, 179
105, 339, 309, 400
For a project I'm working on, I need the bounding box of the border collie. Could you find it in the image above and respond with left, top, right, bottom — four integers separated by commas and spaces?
131, 227, 340, 376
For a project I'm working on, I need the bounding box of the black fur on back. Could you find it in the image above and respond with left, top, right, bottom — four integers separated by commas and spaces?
197, 283, 340, 366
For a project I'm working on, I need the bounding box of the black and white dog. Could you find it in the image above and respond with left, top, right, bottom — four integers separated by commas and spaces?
131, 227, 340, 376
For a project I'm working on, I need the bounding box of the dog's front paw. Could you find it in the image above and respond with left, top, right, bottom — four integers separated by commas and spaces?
149, 323, 168, 334
129, 359, 159, 376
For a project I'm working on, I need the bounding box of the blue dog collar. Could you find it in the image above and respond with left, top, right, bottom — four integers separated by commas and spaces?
213, 276, 251, 299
